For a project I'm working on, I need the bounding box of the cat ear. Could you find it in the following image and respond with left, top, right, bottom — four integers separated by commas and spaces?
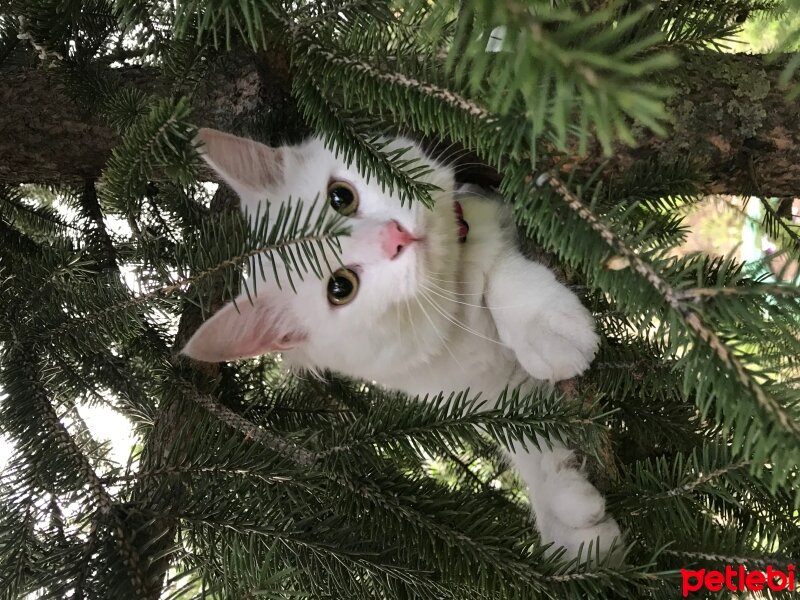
181, 294, 304, 363
196, 128, 285, 197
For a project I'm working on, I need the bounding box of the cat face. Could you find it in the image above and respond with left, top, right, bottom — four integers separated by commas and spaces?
182, 129, 464, 379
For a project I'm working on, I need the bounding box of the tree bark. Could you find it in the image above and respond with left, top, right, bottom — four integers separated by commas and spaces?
0, 49, 303, 185
1, 52, 798, 195
602, 51, 800, 198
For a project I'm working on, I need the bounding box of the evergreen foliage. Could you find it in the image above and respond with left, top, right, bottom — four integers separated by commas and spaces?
0, 1, 799, 599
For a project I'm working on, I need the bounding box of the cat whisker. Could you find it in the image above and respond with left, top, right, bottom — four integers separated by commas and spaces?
423, 282, 533, 310
424, 272, 485, 286
395, 291, 404, 345
433, 141, 472, 167
454, 162, 500, 171
404, 295, 421, 354
423, 278, 486, 295
418, 289, 506, 347
412, 293, 468, 375
458, 187, 505, 204
421, 283, 490, 309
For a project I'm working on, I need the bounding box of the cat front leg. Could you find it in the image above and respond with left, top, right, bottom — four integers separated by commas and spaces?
485, 252, 599, 383
486, 252, 621, 560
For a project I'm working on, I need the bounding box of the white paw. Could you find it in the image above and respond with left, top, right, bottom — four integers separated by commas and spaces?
538, 450, 622, 563
549, 477, 607, 529
513, 303, 599, 383
542, 453, 606, 528
486, 254, 599, 382
554, 516, 623, 563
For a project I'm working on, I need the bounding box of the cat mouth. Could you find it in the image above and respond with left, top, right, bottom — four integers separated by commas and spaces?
453, 201, 469, 243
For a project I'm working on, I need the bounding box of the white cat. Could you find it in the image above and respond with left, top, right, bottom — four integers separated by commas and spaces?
182, 128, 622, 561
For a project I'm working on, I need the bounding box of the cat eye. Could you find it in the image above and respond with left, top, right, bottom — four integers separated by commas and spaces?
327, 268, 359, 306
327, 181, 359, 216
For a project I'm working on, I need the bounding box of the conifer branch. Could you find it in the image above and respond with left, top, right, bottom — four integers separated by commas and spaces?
538, 171, 800, 438
0, 185, 75, 236
304, 41, 492, 120
181, 385, 569, 590
2, 344, 150, 598
675, 285, 800, 300
758, 196, 800, 251
289, 0, 380, 32
101, 97, 196, 213
549, 568, 661, 584
45, 225, 345, 340
659, 461, 751, 500
99, 465, 310, 486
316, 388, 603, 459
662, 549, 792, 570
186, 387, 316, 469
73, 520, 100, 600
78, 178, 118, 272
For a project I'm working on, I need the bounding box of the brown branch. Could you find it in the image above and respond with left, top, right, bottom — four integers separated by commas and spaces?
187, 386, 316, 468
78, 178, 118, 271
597, 52, 800, 199
2, 53, 800, 196
0, 50, 284, 185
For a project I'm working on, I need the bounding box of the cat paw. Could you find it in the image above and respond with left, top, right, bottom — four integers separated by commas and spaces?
542, 453, 607, 528
513, 305, 599, 383
486, 254, 600, 382
549, 478, 606, 529
553, 516, 623, 564
539, 449, 623, 563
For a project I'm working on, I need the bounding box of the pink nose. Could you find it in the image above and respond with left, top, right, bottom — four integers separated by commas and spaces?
381, 220, 417, 259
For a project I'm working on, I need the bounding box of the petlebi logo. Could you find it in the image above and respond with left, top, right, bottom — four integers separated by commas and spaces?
681, 565, 796, 597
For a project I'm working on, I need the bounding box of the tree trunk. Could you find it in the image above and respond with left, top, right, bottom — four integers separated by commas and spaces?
1, 52, 799, 196
601, 51, 800, 198
0, 50, 302, 185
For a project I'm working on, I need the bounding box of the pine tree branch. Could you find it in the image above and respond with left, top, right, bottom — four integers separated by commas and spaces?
443, 447, 519, 509
2, 343, 150, 598
73, 520, 100, 600
99, 464, 309, 486
538, 171, 800, 439
0, 184, 77, 236
78, 178, 118, 272
175, 384, 592, 593
186, 387, 316, 468
662, 549, 794, 570
303, 39, 491, 119
759, 196, 800, 251
661, 461, 751, 500
675, 285, 800, 300
44, 217, 346, 341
